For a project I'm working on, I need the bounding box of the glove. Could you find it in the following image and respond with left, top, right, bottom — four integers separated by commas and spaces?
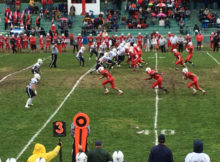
58, 142, 62, 146
35, 90, 37, 95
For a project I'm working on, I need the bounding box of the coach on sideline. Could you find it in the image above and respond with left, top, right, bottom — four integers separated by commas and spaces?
27, 142, 62, 162
49, 43, 58, 68
148, 134, 174, 162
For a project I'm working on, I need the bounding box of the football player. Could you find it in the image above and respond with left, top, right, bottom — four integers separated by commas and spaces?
182, 68, 206, 95
25, 73, 40, 108
185, 42, 194, 66
144, 67, 168, 93
98, 67, 123, 95
32, 58, 43, 74
76, 46, 86, 66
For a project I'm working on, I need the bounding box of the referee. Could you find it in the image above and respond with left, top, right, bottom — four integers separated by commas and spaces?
49, 43, 58, 68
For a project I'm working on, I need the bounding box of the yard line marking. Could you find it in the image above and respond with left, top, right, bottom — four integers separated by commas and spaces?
154, 52, 159, 145
0, 57, 50, 83
205, 52, 220, 65
16, 67, 93, 160
0, 54, 10, 58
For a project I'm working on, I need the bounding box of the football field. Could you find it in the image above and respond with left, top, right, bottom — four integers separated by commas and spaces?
0, 50, 220, 162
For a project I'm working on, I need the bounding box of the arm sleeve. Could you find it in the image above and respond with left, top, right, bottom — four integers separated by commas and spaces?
45, 145, 61, 161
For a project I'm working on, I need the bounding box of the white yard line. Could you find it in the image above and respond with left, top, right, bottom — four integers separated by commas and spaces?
0, 57, 50, 83
0, 54, 10, 58
206, 52, 220, 65
154, 52, 159, 145
16, 67, 93, 160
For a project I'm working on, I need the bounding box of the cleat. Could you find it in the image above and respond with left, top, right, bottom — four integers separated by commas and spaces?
25, 106, 30, 109
175, 67, 179, 71
104, 89, 109, 94
118, 90, 123, 95
202, 90, 206, 95
193, 90, 198, 95
28, 104, 33, 106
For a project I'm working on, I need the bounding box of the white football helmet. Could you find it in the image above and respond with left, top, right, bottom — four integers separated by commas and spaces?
40, 35, 43, 38
98, 66, 104, 73
173, 49, 177, 53
37, 58, 43, 65
104, 52, 108, 57
76, 152, 87, 162
47, 33, 50, 36
34, 73, 41, 80
182, 68, 188, 74
112, 48, 117, 53
6, 158, 17, 162
112, 150, 124, 162
188, 42, 192, 46
145, 67, 151, 73
35, 157, 46, 162
81, 46, 85, 52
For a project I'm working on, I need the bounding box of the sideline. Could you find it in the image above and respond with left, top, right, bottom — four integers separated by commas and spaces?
0, 57, 50, 83
16, 67, 93, 160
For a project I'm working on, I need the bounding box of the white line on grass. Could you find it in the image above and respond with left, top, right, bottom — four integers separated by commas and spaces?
154, 52, 159, 145
0, 54, 10, 58
0, 57, 50, 83
16, 67, 93, 160
206, 52, 220, 65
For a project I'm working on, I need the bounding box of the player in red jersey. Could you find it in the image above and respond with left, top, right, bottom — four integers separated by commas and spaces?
46, 33, 51, 51
115, 34, 121, 48
61, 33, 66, 51
87, 34, 93, 50
29, 35, 37, 53
38, 35, 45, 51
131, 47, 139, 71
144, 67, 168, 93
182, 68, 206, 95
134, 43, 145, 66
97, 66, 123, 95
185, 34, 192, 46
185, 42, 194, 66
104, 34, 110, 49
136, 33, 144, 49
22, 34, 29, 50
95, 34, 102, 50
209, 32, 215, 49
173, 49, 185, 70
4, 34, 10, 52
0, 34, 5, 52
77, 33, 83, 48
119, 33, 126, 43
16, 35, 22, 52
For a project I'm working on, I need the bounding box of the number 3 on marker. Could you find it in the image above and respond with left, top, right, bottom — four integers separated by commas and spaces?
53, 121, 66, 137
56, 122, 64, 134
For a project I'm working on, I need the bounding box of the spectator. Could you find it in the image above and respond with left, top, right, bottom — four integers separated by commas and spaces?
69, 5, 76, 21
87, 140, 112, 162
159, 19, 165, 27
27, 142, 61, 162
185, 139, 210, 162
165, 18, 170, 28
195, 33, 203, 51
148, 134, 174, 162
48, 0, 53, 12
159, 36, 166, 53
193, 24, 200, 35
179, 18, 185, 28
151, 36, 157, 52
41, 0, 47, 11
217, 16, 220, 28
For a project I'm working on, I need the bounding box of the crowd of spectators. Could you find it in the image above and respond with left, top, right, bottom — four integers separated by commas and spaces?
81, 9, 120, 36
124, 0, 191, 30
199, 8, 220, 28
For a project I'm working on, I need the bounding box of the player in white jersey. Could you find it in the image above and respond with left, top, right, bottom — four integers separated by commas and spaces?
105, 49, 117, 70
116, 44, 126, 67
76, 46, 86, 66
89, 42, 98, 60
98, 42, 107, 58
32, 58, 43, 74
25, 74, 41, 108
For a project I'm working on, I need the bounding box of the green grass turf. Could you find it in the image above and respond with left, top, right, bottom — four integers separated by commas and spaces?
0, 49, 220, 162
